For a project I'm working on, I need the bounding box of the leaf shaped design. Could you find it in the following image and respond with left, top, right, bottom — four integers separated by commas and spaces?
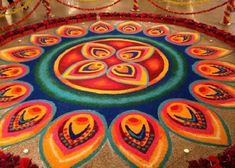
166, 32, 200, 45
159, 99, 231, 146
0, 100, 55, 147
30, 34, 61, 46
56, 25, 87, 38
0, 81, 32, 109
62, 60, 107, 80
193, 60, 235, 81
144, 25, 170, 37
117, 21, 143, 34
40, 111, 106, 168
109, 111, 170, 168
81, 42, 115, 59
0, 64, 29, 81
117, 46, 154, 62
187, 46, 232, 59
107, 63, 149, 86
89, 21, 114, 34
0, 46, 43, 62
190, 80, 235, 107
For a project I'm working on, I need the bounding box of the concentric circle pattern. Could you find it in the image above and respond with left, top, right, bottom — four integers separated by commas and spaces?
54, 38, 169, 94
0, 20, 234, 168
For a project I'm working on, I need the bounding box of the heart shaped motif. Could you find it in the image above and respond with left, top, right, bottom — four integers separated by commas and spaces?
159, 99, 231, 146
0, 46, 43, 62
186, 46, 232, 59
166, 32, 200, 45
109, 111, 170, 168
107, 63, 149, 86
190, 80, 235, 107
117, 21, 143, 34
0, 81, 32, 109
62, 60, 107, 80
0, 64, 29, 82
117, 46, 154, 62
40, 111, 106, 168
193, 60, 235, 81
56, 25, 87, 38
0, 100, 55, 147
81, 42, 115, 60
30, 34, 61, 46
89, 21, 114, 34
144, 25, 170, 37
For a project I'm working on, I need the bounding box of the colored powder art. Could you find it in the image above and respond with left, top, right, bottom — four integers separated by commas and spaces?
0, 21, 234, 168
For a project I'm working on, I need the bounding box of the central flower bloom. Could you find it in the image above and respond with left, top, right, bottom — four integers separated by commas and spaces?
54, 38, 169, 94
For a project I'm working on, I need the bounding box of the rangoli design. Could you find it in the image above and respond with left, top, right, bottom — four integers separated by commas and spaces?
0, 21, 234, 168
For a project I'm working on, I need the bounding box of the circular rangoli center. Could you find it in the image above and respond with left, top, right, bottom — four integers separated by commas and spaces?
54, 38, 169, 94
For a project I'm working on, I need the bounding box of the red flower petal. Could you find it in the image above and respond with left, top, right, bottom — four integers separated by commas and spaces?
19, 158, 31, 167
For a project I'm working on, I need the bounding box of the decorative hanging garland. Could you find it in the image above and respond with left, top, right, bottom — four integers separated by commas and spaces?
160, 0, 209, 6
0, 0, 42, 31
223, 0, 235, 24
147, 0, 229, 15
42, 0, 52, 18
0, 0, 34, 17
56, 0, 121, 11
0, 0, 22, 11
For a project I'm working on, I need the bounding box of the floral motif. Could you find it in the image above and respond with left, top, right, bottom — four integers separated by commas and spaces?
0, 20, 234, 168
0, 64, 29, 82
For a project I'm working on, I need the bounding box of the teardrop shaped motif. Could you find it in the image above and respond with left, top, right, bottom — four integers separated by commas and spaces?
0, 100, 55, 147
193, 60, 235, 81
89, 21, 114, 34
30, 34, 61, 46
62, 60, 107, 80
107, 63, 149, 86
56, 25, 87, 38
109, 111, 170, 168
0, 46, 44, 62
166, 32, 200, 45
117, 21, 143, 34
144, 25, 170, 37
117, 46, 154, 62
40, 111, 106, 168
159, 99, 231, 146
186, 46, 232, 59
81, 42, 115, 59
0, 81, 32, 109
0, 64, 29, 82
190, 80, 235, 107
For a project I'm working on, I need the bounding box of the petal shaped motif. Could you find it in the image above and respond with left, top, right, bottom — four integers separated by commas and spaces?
40, 111, 106, 168
30, 34, 61, 46
109, 111, 170, 168
0, 81, 32, 109
89, 21, 114, 34
0, 100, 55, 147
193, 60, 235, 81
56, 25, 87, 38
62, 60, 107, 80
166, 32, 200, 45
186, 46, 232, 59
117, 46, 154, 62
117, 21, 143, 34
159, 99, 231, 146
81, 42, 115, 60
190, 80, 235, 107
0, 64, 29, 82
144, 25, 170, 37
107, 63, 149, 86
0, 46, 43, 62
